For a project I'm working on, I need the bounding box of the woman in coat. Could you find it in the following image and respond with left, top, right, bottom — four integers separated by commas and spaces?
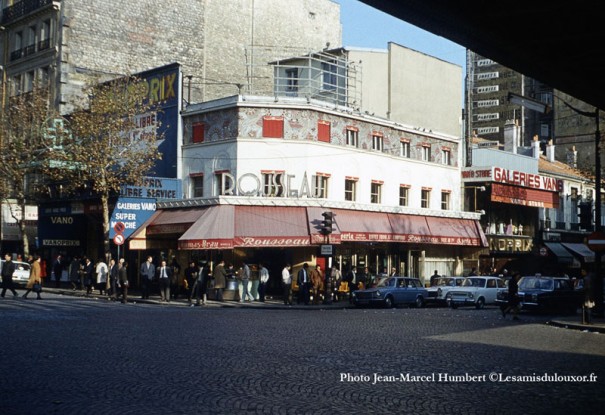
22, 255, 42, 299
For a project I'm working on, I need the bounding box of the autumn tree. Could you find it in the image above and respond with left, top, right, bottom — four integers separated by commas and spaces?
50, 76, 162, 255
0, 87, 63, 256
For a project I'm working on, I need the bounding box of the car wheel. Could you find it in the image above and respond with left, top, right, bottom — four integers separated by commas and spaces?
475, 298, 485, 309
415, 296, 425, 308
384, 296, 394, 309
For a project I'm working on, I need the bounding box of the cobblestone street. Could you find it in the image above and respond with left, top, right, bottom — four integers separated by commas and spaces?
1, 294, 604, 414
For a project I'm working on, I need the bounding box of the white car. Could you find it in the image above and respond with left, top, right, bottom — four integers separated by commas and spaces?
446, 276, 506, 309
426, 276, 466, 305
0, 260, 31, 286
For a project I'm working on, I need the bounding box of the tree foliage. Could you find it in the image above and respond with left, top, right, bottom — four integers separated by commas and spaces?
0, 87, 61, 255
48, 76, 163, 255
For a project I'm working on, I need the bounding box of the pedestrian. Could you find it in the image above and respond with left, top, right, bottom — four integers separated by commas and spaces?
310, 264, 324, 305
1, 253, 19, 298
389, 267, 397, 277
156, 259, 172, 302
240, 262, 254, 302
581, 268, 595, 324
22, 254, 42, 300
185, 261, 198, 304
345, 266, 357, 303
358, 266, 371, 290
501, 272, 521, 320
108, 258, 119, 300
68, 255, 80, 290
258, 262, 269, 302
430, 270, 440, 287
193, 262, 210, 306
212, 260, 227, 302
297, 263, 311, 305
282, 264, 292, 305
118, 259, 129, 304
52, 254, 64, 288
95, 258, 108, 295
469, 267, 478, 276
330, 265, 342, 302
83, 257, 94, 296
139, 256, 155, 300
170, 255, 181, 300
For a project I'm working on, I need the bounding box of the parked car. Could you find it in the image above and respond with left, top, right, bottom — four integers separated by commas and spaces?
446, 276, 506, 309
0, 260, 31, 286
352, 276, 428, 308
426, 276, 466, 305
504, 275, 584, 314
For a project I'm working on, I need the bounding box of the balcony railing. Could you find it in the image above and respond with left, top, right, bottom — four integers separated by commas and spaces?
1, 0, 54, 25
9, 39, 52, 62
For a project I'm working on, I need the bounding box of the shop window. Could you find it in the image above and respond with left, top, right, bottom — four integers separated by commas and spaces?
314, 175, 329, 198
262, 171, 284, 197
263, 116, 284, 138
190, 174, 204, 198
399, 185, 409, 207
400, 140, 410, 158
441, 191, 451, 210
192, 122, 205, 143
346, 127, 358, 147
345, 178, 357, 201
421, 144, 431, 162
421, 188, 431, 208
372, 133, 384, 152
371, 181, 383, 204
318, 120, 331, 143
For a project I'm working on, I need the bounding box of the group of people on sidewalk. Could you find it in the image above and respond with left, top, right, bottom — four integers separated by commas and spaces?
0, 253, 43, 300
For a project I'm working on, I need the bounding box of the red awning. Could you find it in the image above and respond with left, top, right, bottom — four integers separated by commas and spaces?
425, 217, 487, 247
491, 183, 559, 208
147, 209, 206, 235
233, 205, 311, 247
334, 209, 393, 242
178, 205, 235, 250
388, 214, 431, 243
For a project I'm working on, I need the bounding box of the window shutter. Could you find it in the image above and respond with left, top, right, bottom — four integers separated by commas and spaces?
192, 123, 205, 143
262, 116, 284, 138
318, 120, 331, 142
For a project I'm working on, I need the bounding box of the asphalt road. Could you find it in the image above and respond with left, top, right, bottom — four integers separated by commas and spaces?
1, 293, 604, 414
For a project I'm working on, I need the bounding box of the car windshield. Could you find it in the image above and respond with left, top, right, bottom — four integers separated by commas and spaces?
519, 277, 554, 291
377, 277, 396, 288
433, 277, 458, 287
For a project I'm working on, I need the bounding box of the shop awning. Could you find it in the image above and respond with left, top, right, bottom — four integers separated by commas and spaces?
178, 205, 235, 250
334, 209, 393, 242
562, 242, 596, 263
544, 242, 574, 264
234, 205, 311, 247
147, 209, 206, 235
388, 214, 487, 247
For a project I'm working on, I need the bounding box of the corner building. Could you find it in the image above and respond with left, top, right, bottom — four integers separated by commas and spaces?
130, 95, 486, 290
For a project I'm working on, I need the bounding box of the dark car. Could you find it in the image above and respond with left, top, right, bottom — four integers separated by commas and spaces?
352, 276, 427, 308
498, 275, 584, 314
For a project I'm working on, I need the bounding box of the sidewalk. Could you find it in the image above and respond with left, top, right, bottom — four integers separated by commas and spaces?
42, 285, 354, 311
546, 313, 605, 333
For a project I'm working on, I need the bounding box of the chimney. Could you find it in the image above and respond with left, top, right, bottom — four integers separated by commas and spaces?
532, 135, 541, 159
503, 119, 520, 154
546, 139, 555, 162
566, 146, 578, 169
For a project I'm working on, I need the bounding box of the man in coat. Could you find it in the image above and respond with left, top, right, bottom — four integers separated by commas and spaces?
22, 255, 42, 299
297, 263, 311, 305
1, 253, 19, 298
156, 259, 172, 302
139, 256, 155, 299
212, 260, 227, 302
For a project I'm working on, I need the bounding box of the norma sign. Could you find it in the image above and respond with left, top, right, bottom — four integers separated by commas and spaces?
113, 234, 125, 246
113, 221, 126, 234
586, 231, 605, 252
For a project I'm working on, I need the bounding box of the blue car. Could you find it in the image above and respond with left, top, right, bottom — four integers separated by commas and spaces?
352, 276, 428, 308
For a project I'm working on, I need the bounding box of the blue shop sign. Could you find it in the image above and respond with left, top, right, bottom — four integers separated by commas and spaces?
120, 177, 182, 200
110, 197, 157, 240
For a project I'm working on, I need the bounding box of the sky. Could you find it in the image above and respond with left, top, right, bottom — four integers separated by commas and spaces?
335, 0, 466, 70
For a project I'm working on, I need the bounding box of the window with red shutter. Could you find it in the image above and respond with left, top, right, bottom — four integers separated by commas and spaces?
262, 116, 284, 138
318, 120, 331, 142
192, 123, 205, 143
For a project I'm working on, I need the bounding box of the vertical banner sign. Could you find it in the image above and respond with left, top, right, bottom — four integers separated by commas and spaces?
109, 198, 157, 240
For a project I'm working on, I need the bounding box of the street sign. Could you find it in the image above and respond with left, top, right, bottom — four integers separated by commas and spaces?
320, 244, 334, 256
113, 234, 125, 246
586, 231, 605, 252
113, 221, 126, 234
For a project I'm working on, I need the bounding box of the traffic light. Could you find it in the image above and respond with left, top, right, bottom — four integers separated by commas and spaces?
578, 202, 593, 229
320, 211, 334, 235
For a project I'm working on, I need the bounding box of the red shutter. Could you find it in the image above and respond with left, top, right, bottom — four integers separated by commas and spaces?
262, 116, 284, 138
192, 123, 205, 143
318, 120, 331, 142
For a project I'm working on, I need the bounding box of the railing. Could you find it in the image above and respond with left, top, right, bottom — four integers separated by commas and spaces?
1, 0, 54, 25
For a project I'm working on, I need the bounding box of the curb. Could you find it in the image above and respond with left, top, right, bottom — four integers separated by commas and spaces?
546, 320, 605, 334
